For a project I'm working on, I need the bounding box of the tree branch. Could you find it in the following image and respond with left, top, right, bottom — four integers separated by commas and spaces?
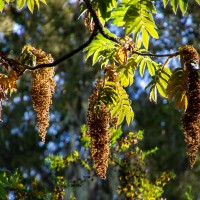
84, 0, 180, 58
0, 0, 180, 74
27, 29, 98, 70
0, 29, 98, 75
133, 51, 180, 58
84, 0, 123, 45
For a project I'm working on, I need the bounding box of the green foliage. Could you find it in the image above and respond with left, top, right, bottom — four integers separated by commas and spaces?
117, 56, 137, 87
136, 54, 159, 77
80, 124, 90, 150
185, 186, 194, 200
162, 0, 191, 14
145, 67, 172, 102
110, 85, 134, 125
0, 0, 4, 11
93, 0, 117, 24
110, 126, 123, 146
20, 45, 37, 66
0, 0, 47, 12
0, 170, 21, 199
111, 0, 158, 49
85, 33, 117, 66
45, 152, 79, 172
112, 131, 174, 199
196, 0, 200, 4
45, 155, 65, 171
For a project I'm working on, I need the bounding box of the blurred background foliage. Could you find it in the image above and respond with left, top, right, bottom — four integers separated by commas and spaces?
0, 0, 200, 199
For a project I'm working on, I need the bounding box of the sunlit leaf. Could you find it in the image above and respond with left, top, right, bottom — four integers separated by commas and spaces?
117, 110, 125, 125
195, 0, 200, 4
139, 60, 146, 77
0, 0, 4, 11
145, 24, 159, 39
111, 103, 121, 118
163, 0, 169, 7
85, 33, 117, 66
17, 0, 26, 9
27, 0, 34, 12
156, 82, 166, 98
179, 0, 188, 14
110, 127, 123, 145
142, 27, 149, 50
35, 0, 39, 8
170, 0, 179, 13
147, 61, 155, 76
40, 0, 47, 4
111, 0, 158, 46
149, 86, 157, 102
125, 107, 134, 125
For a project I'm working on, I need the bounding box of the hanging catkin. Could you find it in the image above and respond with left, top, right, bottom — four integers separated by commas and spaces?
180, 45, 200, 168
87, 79, 110, 179
30, 47, 56, 143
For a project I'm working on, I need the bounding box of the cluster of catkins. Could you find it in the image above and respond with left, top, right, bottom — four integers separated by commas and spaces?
87, 79, 111, 179
180, 45, 200, 168
29, 47, 56, 143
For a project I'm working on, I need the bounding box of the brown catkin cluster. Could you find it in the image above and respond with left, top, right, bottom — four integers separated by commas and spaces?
179, 45, 199, 64
30, 47, 56, 143
87, 79, 111, 179
181, 45, 200, 168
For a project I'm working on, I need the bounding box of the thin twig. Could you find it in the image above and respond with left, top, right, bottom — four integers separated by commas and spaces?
0, 29, 98, 74
134, 51, 180, 58
26, 29, 98, 70
84, 0, 123, 45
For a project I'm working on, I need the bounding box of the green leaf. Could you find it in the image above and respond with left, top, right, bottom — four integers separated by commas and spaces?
110, 127, 123, 145
112, 0, 158, 46
117, 57, 136, 87
149, 86, 157, 102
179, 0, 188, 14
35, 0, 39, 8
139, 60, 146, 77
85, 33, 117, 66
195, 0, 200, 4
0, 0, 4, 11
40, 0, 47, 4
159, 76, 168, 89
145, 24, 159, 39
156, 82, 166, 97
125, 107, 134, 125
109, 86, 134, 126
142, 27, 149, 50
147, 61, 155, 76
170, 0, 179, 13
117, 110, 125, 125
27, 0, 34, 12
17, 0, 26, 9
111, 103, 121, 118
163, 0, 169, 7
